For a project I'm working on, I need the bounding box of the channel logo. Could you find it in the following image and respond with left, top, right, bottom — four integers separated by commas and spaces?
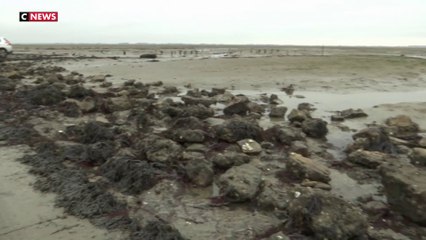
19, 12, 58, 22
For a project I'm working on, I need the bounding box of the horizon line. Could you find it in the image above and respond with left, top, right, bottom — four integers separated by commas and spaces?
12, 42, 426, 48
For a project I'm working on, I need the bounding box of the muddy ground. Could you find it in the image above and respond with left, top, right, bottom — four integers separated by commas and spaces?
1, 45, 426, 240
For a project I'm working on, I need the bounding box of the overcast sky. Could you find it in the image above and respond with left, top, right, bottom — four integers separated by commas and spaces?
1, 0, 425, 45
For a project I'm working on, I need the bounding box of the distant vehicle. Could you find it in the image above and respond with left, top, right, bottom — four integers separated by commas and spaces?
0, 37, 13, 58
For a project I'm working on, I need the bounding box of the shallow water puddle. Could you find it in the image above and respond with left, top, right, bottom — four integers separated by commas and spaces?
231, 89, 426, 118
329, 169, 385, 202
231, 89, 426, 158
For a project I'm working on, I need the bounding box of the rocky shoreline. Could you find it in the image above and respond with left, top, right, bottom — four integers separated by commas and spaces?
1, 56, 426, 239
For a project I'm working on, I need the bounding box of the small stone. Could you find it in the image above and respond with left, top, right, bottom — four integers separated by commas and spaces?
141, 137, 183, 163
287, 153, 331, 183
89, 75, 106, 82
340, 108, 368, 119
100, 82, 113, 88
78, 98, 97, 113
301, 180, 332, 190
361, 200, 388, 214
211, 151, 250, 169
264, 125, 305, 145
367, 228, 411, 240
256, 180, 292, 210
214, 118, 263, 143
161, 86, 179, 94
410, 147, 426, 166
287, 109, 309, 123
185, 144, 209, 153
210, 88, 226, 96
301, 118, 328, 138
385, 115, 420, 139
110, 96, 132, 111
290, 140, 309, 157
237, 139, 262, 154
246, 102, 265, 114
269, 94, 282, 104
269, 106, 288, 118
297, 103, 315, 111
418, 137, 426, 147
174, 129, 205, 143
349, 127, 393, 153
123, 79, 135, 86
223, 101, 249, 116
331, 115, 345, 122
347, 149, 389, 169
261, 141, 275, 149
181, 96, 216, 107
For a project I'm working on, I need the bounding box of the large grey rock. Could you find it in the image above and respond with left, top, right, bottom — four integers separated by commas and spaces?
348, 127, 394, 153
287, 109, 309, 122
301, 118, 328, 138
67, 85, 95, 99
269, 94, 282, 104
269, 106, 288, 118
246, 102, 265, 114
183, 104, 214, 119
185, 158, 214, 187
380, 162, 426, 225
141, 136, 183, 162
214, 118, 263, 143
256, 180, 292, 210
27, 84, 65, 106
286, 153, 331, 183
58, 100, 82, 118
385, 115, 419, 135
218, 164, 263, 202
332, 108, 368, 120
290, 140, 309, 157
77, 97, 97, 113
223, 101, 249, 116
289, 189, 368, 240
265, 125, 305, 145
109, 96, 132, 111
347, 149, 389, 168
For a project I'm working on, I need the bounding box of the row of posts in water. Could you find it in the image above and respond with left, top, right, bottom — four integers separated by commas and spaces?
121, 47, 327, 57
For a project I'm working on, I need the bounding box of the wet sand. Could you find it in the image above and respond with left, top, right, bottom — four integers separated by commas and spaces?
56, 55, 426, 93
0, 146, 125, 240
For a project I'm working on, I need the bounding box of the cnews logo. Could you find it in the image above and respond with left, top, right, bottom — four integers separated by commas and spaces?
19, 12, 58, 22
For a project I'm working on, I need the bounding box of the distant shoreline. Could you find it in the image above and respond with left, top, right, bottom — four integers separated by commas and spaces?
12, 43, 426, 48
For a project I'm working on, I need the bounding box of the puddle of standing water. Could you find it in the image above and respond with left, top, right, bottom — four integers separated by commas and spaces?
230, 89, 426, 159
329, 169, 385, 202
227, 89, 426, 203
230, 89, 426, 119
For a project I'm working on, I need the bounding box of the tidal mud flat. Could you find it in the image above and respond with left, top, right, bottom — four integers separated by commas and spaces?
1, 46, 426, 239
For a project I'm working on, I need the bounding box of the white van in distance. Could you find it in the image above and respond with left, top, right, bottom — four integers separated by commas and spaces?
0, 37, 13, 58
